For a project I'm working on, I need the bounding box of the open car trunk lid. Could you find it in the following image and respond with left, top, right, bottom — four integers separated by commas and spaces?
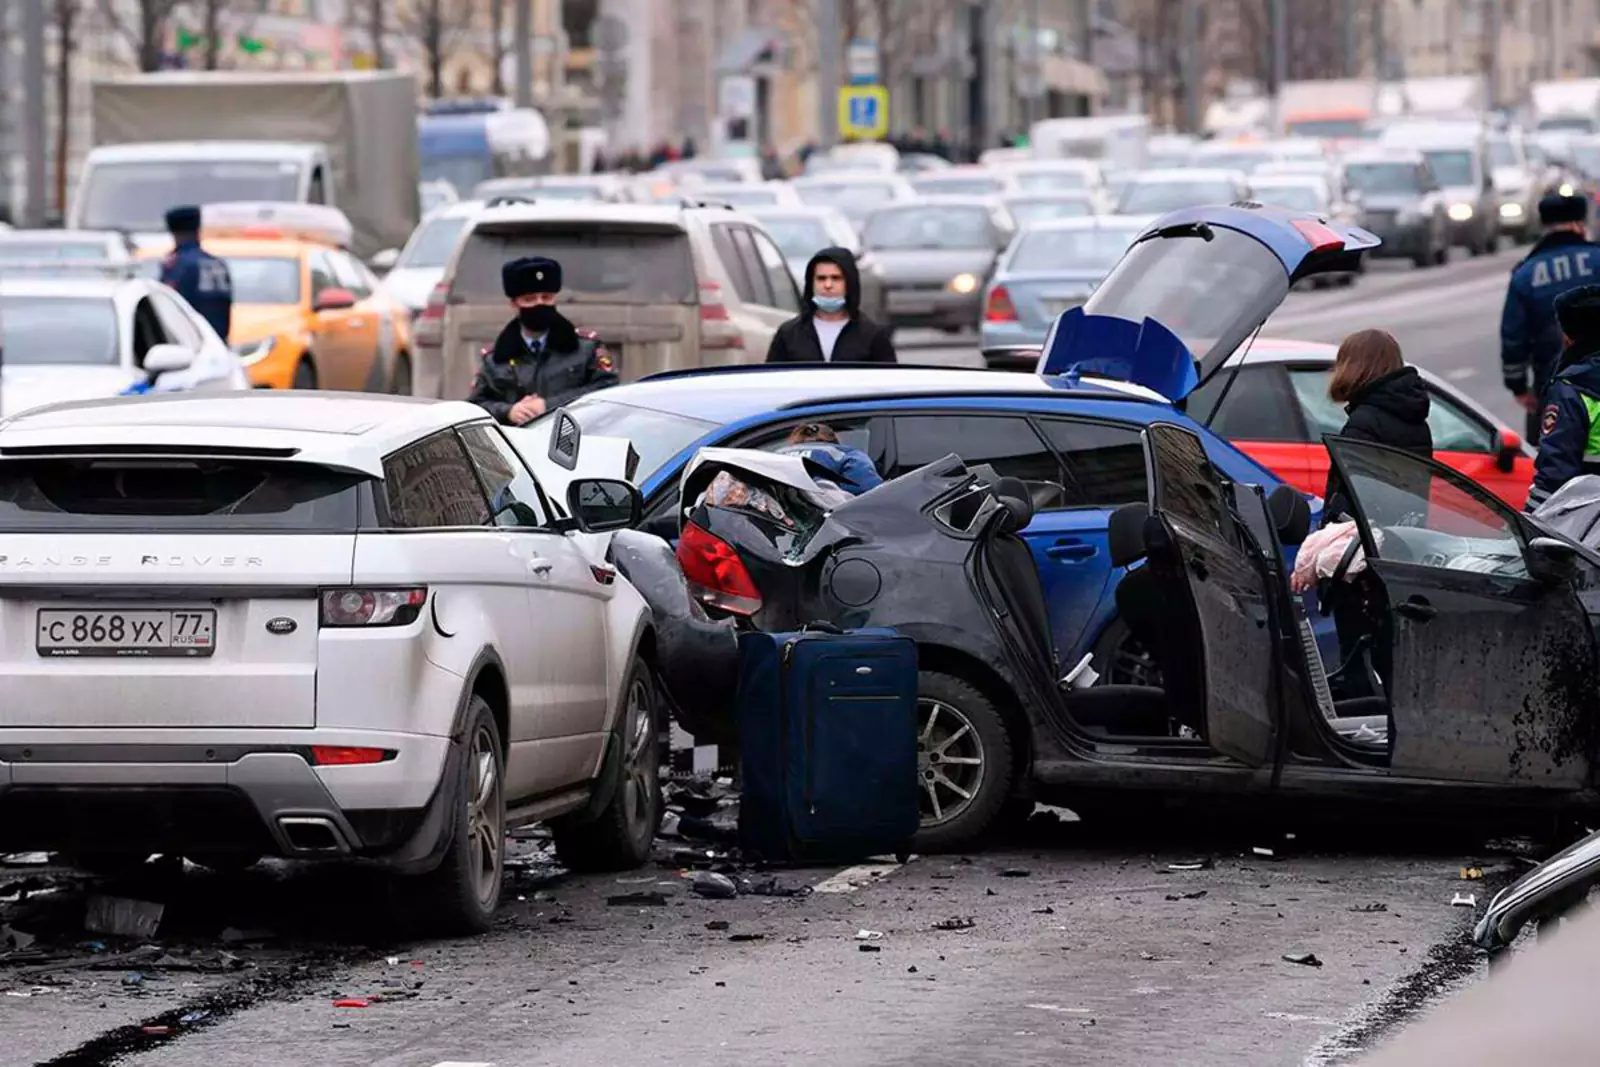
1037, 205, 1379, 401
0, 453, 362, 729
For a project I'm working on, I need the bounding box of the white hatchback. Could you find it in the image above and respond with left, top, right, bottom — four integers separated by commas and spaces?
0, 392, 660, 934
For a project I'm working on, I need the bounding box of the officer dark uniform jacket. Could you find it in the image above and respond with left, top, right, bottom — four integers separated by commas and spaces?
158, 205, 233, 342
1528, 285, 1600, 512
1500, 194, 1600, 442
467, 256, 619, 425
1322, 366, 1434, 522
765, 247, 897, 364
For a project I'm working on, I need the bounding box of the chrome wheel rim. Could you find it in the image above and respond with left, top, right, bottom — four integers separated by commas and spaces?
620, 677, 658, 842
466, 723, 503, 908
917, 699, 985, 827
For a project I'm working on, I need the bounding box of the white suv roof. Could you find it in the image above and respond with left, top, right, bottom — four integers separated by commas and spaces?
471, 201, 696, 230
0, 392, 487, 478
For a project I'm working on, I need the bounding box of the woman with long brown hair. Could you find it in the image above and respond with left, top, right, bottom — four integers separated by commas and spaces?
1323, 328, 1433, 520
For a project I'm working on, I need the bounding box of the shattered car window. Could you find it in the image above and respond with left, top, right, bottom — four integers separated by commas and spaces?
693, 471, 846, 560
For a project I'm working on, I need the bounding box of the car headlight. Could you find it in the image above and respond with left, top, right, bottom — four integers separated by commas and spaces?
1560, 183, 1577, 197
230, 336, 277, 367
1500, 202, 1525, 219
1447, 202, 1475, 221
948, 273, 979, 295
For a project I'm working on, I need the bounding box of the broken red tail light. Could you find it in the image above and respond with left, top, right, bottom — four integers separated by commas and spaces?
676, 521, 763, 616
1291, 218, 1345, 253
310, 746, 394, 766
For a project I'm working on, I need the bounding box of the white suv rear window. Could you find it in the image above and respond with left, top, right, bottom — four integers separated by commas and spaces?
452, 227, 696, 304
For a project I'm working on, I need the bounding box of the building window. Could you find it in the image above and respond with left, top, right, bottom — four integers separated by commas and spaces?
563, 0, 598, 49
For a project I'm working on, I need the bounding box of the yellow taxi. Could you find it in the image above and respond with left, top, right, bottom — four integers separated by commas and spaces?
137, 203, 416, 392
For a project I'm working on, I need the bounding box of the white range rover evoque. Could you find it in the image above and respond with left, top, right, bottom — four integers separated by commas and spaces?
0, 390, 662, 933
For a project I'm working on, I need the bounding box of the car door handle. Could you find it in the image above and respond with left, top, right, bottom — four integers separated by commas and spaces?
527, 558, 554, 576
1046, 539, 1097, 561
1396, 596, 1437, 621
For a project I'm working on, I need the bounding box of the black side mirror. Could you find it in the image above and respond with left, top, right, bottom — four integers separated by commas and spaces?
1527, 536, 1579, 584
567, 478, 642, 533
1496, 427, 1523, 473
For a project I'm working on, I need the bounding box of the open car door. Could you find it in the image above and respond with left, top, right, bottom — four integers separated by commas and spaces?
1325, 436, 1600, 787
1144, 422, 1282, 765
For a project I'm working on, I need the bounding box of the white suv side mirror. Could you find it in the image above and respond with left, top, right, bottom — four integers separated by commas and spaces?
369, 248, 400, 273
143, 343, 194, 375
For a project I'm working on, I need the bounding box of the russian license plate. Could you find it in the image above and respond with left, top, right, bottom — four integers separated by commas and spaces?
36, 609, 217, 658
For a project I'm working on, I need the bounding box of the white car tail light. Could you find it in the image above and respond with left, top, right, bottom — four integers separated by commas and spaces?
320, 588, 427, 627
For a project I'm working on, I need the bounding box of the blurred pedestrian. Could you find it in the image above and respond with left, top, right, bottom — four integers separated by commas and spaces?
1500, 193, 1600, 443
778, 422, 883, 495
1322, 328, 1433, 522
766, 247, 897, 364
158, 204, 232, 343
1527, 284, 1600, 511
468, 255, 618, 426
760, 145, 784, 181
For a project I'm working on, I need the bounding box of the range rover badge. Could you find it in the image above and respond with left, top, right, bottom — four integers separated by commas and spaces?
266, 617, 297, 635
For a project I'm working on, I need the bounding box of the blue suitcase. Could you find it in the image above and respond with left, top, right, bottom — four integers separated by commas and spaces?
736, 626, 920, 864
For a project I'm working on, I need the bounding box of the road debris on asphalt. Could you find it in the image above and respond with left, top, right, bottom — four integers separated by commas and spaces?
931, 917, 975, 931
729, 933, 765, 943
705, 920, 730, 931
0, 853, 53, 867
690, 872, 739, 899
854, 929, 885, 940
999, 868, 1032, 878
1167, 858, 1214, 871
1164, 890, 1208, 901
1282, 952, 1323, 967
1451, 893, 1478, 908
1459, 867, 1484, 880
1349, 903, 1388, 913
84, 895, 165, 939
859, 944, 882, 953
606, 891, 670, 907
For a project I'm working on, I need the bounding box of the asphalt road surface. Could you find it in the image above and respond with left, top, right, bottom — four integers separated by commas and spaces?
900, 244, 1525, 431
0, 250, 1541, 1067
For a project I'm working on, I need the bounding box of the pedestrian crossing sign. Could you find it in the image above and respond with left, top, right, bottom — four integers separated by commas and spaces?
838, 85, 889, 140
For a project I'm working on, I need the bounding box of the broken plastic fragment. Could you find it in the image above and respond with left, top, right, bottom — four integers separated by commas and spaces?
1282, 952, 1323, 967
1451, 893, 1477, 908
333, 998, 370, 1008
1460, 867, 1484, 881
931, 917, 975, 931
854, 929, 886, 940
1167, 858, 1214, 871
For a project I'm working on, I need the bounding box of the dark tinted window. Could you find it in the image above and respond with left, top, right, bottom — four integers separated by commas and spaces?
459, 424, 548, 528
1036, 419, 1147, 506
453, 227, 696, 303
711, 224, 757, 303
399, 216, 470, 269
0, 458, 363, 531
1186, 366, 1305, 442
382, 432, 491, 528
1148, 424, 1229, 542
892, 415, 1064, 497
730, 226, 777, 306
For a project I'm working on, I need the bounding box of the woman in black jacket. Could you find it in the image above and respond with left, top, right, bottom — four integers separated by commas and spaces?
1322, 327, 1433, 522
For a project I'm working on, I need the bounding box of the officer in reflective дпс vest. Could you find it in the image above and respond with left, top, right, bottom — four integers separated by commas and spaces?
467, 255, 619, 426
158, 204, 233, 343
1527, 284, 1600, 511
1500, 193, 1600, 444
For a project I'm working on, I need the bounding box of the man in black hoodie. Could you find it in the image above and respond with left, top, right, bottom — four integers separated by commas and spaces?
766, 247, 898, 364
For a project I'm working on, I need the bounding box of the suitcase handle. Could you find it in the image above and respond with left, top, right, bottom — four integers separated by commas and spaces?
800, 620, 846, 635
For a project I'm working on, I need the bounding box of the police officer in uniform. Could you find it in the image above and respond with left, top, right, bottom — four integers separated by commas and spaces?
158, 205, 233, 343
1526, 284, 1600, 511
467, 255, 618, 425
1500, 193, 1600, 444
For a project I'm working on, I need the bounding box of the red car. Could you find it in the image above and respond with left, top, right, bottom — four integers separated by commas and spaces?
1185, 339, 1535, 509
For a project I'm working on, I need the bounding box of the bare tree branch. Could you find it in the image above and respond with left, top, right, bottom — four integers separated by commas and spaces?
52, 0, 81, 215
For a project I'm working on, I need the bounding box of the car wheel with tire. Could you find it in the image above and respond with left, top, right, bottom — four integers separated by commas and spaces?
390, 351, 413, 396
551, 659, 662, 871
411, 696, 505, 936
912, 670, 1013, 853
292, 358, 318, 390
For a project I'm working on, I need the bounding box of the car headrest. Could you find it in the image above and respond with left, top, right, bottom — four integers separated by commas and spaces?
1108, 502, 1150, 567
1267, 484, 1312, 547
992, 476, 1034, 534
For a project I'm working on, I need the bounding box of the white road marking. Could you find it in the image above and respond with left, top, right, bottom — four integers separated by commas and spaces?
1444, 366, 1480, 381
812, 861, 903, 894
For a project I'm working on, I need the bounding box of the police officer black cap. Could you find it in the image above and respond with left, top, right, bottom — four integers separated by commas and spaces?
1539, 194, 1588, 226
502, 256, 561, 299
165, 204, 202, 233
1555, 284, 1600, 342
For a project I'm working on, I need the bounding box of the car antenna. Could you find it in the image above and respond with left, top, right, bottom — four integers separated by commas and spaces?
1195, 321, 1265, 424
1155, 221, 1214, 241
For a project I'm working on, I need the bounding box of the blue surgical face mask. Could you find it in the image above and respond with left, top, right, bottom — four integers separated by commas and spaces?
812, 294, 847, 313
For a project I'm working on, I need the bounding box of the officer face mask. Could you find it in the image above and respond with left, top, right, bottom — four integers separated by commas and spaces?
518, 303, 558, 332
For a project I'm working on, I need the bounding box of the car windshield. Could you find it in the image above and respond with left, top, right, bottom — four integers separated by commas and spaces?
1344, 162, 1423, 194
1083, 225, 1288, 370
911, 177, 1004, 197
1422, 149, 1475, 186
1007, 228, 1135, 272
1190, 151, 1270, 172
1015, 171, 1088, 192
0, 240, 110, 261
224, 256, 301, 305
1117, 179, 1238, 214
1251, 184, 1326, 212
1488, 139, 1520, 168
795, 182, 897, 211
78, 160, 301, 231
863, 207, 992, 250
1286, 118, 1368, 138
544, 400, 717, 484
0, 296, 120, 365
1006, 198, 1094, 226
398, 216, 470, 269
710, 188, 781, 207
760, 217, 835, 260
